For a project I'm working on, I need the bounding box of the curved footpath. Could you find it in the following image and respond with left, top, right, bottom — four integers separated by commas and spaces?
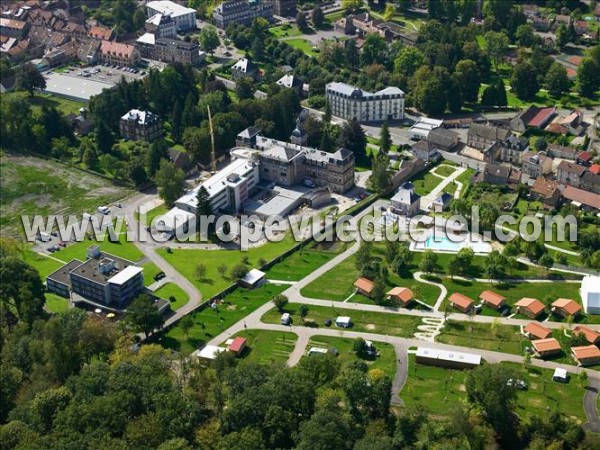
583, 377, 600, 433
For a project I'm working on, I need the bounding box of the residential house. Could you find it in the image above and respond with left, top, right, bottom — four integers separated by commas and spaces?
547, 143, 577, 160
557, 160, 586, 188
119, 109, 162, 142
563, 185, 600, 210
391, 182, 420, 216
449, 293, 475, 314
515, 297, 546, 319
553, 14, 571, 30
499, 135, 529, 165
577, 151, 593, 166
524, 322, 553, 340
354, 277, 375, 297
467, 123, 510, 150
590, 164, 600, 175
483, 164, 511, 185
276, 73, 303, 95
531, 338, 562, 358
387, 287, 414, 307
530, 176, 561, 207
573, 325, 600, 345
168, 148, 193, 172
545, 122, 569, 135
431, 192, 453, 212
479, 290, 506, 310
508, 168, 522, 187
77, 39, 100, 64
510, 105, 556, 132
581, 172, 600, 195
411, 140, 440, 162
559, 110, 583, 135
573, 20, 589, 36
64, 108, 93, 136
522, 152, 552, 180
571, 345, 600, 366
551, 298, 582, 318
533, 17, 551, 31
427, 127, 459, 151
88, 25, 113, 41
99, 40, 140, 67
231, 57, 257, 80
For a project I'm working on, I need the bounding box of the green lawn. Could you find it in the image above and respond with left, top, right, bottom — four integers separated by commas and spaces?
284, 38, 318, 57
154, 282, 189, 311
269, 24, 302, 38
1, 154, 132, 235
141, 262, 162, 286
223, 329, 297, 365
155, 284, 288, 355
264, 241, 348, 281
437, 320, 528, 355
157, 236, 297, 299
23, 249, 65, 279
2, 91, 86, 116
136, 203, 169, 227
45, 292, 70, 314
433, 165, 457, 177
262, 304, 421, 338
305, 335, 397, 378
55, 231, 144, 263
402, 356, 587, 422
410, 170, 444, 197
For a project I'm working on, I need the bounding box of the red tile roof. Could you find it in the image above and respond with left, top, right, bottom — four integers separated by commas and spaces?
449, 293, 474, 310
387, 287, 414, 303
528, 107, 555, 128
100, 40, 135, 58
578, 151, 593, 162
552, 298, 582, 316
571, 345, 600, 361
563, 186, 600, 209
524, 322, 553, 340
573, 325, 600, 344
515, 298, 546, 316
228, 337, 246, 353
89, 25, 113, 41
532, 338, 561, 353
354, 277, 375, 294
557, 160, 587, 176
590, 164, 600, 175
531, 177, 560, 199
479, 290, 506, 308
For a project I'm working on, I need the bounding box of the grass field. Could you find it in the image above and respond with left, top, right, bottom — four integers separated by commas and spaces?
284, 38, 318, 56
45, 292, 70, 314
410, 170, 445, 197
305, 335, 397, 378
2, 91, 86, 116
269, 25, 302, 38
155, 282, 189, 311
51, 231, 144, 263
262, 304, 421, 338
402, 356, 586, 421
136, 203, 169, 227
1, 153, 132, 235
23, 249, 65, 278
157, 235, 297, 299
155, 284, 288, 355
224, 329, 297, 365
141, 262, 162, 286
433, 165, 457, 178
437, 320, 528, 355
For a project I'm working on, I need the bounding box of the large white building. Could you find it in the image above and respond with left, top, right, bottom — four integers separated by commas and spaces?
581, 275, 600, 314
325, 82, 405, 123
146, 1, 197, 31
213, 0, 274, 29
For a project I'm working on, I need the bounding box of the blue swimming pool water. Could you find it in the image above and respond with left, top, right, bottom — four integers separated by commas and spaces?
424, 235, 463, 252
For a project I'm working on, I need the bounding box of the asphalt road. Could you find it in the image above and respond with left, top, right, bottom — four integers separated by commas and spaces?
583, 378, 600, 433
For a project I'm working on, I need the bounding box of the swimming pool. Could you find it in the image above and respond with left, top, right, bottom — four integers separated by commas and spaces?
411, 230, 493, 254
424, 235, 463, 252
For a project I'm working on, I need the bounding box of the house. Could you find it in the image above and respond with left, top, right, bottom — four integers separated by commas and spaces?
479, 290, 506, 310
530, 176, 561, 207
510, 106, 556, 132
545, 122, 569, 135
0, 18, 29, 38
119, 109, 162, 142
99, 40, 140, 67
467, 123, 510, 150
88, 25, 113, 41
354, 277, 375, 297
551, 298, 582, 318
483, 164, 511, 185
581, 275, 600, 314
390, 182, 420, 216
168, 148, 193, 172
533, 17, 551, 31
411, 140, 440, 162
557, 160, 587, 188
515, 297, 546, 319
276, 74, 303, 95
499, 135, 529, 165
335, 316, 352, 328
573, 20, 589, 36
577, 151, 593, 166
154, 38, 205, 66
524, 322, 553, 340
553, 14, 571, 30
531, 338, 562, 357
571, 345, 600, 366
522, 152, 553, 180
573, 325, 600, 345
582, 172, 600, 194
427, 127, 459, 151
387, 287, 414, 307
563, 186, 600, 210
231, 57, 257, 80
560, 110, 583, 135
507, 168, 522, 187
227, 336, 247, 355
431, 192, 453, 212
449, 293, 475, 314
547, 144, 577, 160
64, 108, 93, 136
415, 347, 481, 369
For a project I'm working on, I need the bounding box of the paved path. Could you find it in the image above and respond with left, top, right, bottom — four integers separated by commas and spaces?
414, 271, 447, 312
391, 341, 409, 405
420, 166, 466, 211
583, 377, 600, 433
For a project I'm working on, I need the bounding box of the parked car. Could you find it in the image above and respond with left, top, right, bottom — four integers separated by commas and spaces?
507, 378, 527, 390
47, 245, 60, 252
154, 272, 166, 281
58, 242, 67, 247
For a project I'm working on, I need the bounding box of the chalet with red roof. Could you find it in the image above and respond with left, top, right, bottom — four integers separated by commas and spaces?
573, 325, 600, 345
449, 293, 475, 314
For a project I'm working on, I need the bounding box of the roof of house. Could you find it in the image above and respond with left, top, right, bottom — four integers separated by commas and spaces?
391, 185, 421, 206
524, 322, 553, 340
547, 144, 577, 158
573, 325, 600, 344
468, 123, 510, 142
578, 151, 593, 162
412, 139, 437, 153
100, 40, 136, 58
590, 164, 600, 175
561, 111, 581, 125
557, 160, 587, 176
228, 336, 246, 352
528, 107, 556, 128
88, 25, 113, 40
449, 293, 474, 310
531, 177, 560, 199
427, 127, 458, 149
387, 287, 414, 302
562, 186, 600, 209
532, 338, 561, 353
232, 57, 255, 73
433, 192, 453, 205
147, 0, 197, 18
571, 345, 600, 360
479, 290, 506, 307
276, 74, 302, 89
515, 297, 546, 315
120, 109, 160, 126
485, 164, 511, 180
552, 298, 582, 316
354, 277, 375, 293
523, 151, 551, 166
545, 123, 568, 134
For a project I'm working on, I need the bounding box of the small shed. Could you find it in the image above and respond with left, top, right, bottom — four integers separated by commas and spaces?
354, 277, 375, 297
228, 336, 247, 355
479, 290, 506, 310
195, 345, 226, 360
552, 368, 568, 382
335, 316, 352, 328
238, 269, 266, 289
449, 293, 475, 314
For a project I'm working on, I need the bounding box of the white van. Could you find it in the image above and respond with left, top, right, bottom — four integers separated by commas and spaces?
281, 313, 291, 325
38, 232, 51, 242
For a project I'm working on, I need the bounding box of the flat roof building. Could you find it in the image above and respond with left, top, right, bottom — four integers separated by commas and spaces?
147, 1, 197, 30
415, 347, 481, 369
408, 119, 444, 140
581, 275, 600, 314
326, 82, 405, 123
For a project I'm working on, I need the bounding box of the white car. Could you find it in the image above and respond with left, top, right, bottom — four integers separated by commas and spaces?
97, 206, 110, 215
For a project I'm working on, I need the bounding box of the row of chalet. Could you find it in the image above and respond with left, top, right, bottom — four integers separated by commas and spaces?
525, 322, 600, 366
354, 277, 415, 307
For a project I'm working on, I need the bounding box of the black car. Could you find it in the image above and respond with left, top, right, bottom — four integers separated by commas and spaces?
154, 272, 166, 281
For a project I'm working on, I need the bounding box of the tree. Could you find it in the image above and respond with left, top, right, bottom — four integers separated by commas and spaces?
341, 0, 362, 12
272, 294, 289, 312
484, 31, 509, 69
545, 63, 570, 98
15, 63, 46, 96
0, 257, 46, 325
355, 241, 373, 272
372, 278, 386, 304
360, 34, 387, 66
577, 58, 600, 98
195, 263, 207, 280
155, 160, 185, 208
368, 152, 391, 193
483, 0, 513, 29
454, 59, 480, 103
515, 24, 536, 47
296, 408, 351, 450
511, 62, 539, 101
199, 26, 219, 53
337, 119, 367, 165
539, 254, 554, 273
379, 122, 392, 155
125, 294, 164, 337
311, 6, 324, 28
170, 100, 183, 144
555, 24, 569, 49
323, 101, 332, 123
195, 186, 213, 237
383, 3, 396, 21
353, 337, 368, 356
83, 146, 98, 169
299, 304, 309, 322
251, 37, 264, 61
394, 46, 425, 77
235, 76, 255, 100
296, 11, 307, 30
95, 120, 115, 154
419, 250, 437, 274
180, 315, 194, 338
534, 137, 547, 152
230, 263, 248, 280
345, 39, 359, 69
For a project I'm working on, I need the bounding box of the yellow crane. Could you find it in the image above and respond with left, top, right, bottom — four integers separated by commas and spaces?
207, 105, 217, 174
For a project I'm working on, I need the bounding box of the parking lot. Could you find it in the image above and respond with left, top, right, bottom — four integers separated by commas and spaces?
62, 63, 149, 84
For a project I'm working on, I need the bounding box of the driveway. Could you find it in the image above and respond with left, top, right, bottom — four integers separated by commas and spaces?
584, 378, 600, 433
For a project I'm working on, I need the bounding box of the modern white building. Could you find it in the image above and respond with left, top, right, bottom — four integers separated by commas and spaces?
325, 82, 405, 123
408, 118, 444, 140
581, 275, 600, 314
146, 1, 197, 30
